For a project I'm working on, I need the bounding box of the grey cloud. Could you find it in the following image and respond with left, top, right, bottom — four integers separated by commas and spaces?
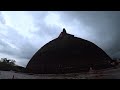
30, 12, 62, 45
28, 11, 49, 27
0, 12, 6, 24
0, 39, 16, 55
56, 11, 120, 58
0, 24, 37, 62
33, 23, 61, 39
17, 39, 38, 60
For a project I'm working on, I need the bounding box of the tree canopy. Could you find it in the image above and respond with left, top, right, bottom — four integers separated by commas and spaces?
0, 58, 25, 72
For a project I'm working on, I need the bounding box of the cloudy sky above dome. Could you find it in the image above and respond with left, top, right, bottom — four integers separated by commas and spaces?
0, 11, 120, 67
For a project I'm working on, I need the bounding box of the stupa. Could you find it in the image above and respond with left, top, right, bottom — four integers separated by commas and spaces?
26, 28, 112, 74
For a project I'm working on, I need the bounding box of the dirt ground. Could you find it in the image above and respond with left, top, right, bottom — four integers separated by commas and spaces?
0, 67, 120, 79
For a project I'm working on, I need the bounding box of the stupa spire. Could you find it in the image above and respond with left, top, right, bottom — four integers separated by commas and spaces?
58, 28, 67, 38
63, 28, 66, 33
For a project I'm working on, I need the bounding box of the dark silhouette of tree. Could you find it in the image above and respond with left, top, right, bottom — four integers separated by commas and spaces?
0, 58, 25, 72
1, 58, 16, 66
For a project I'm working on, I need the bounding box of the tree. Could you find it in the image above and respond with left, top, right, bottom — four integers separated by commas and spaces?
0, 58, 16, 66
9, 60, 16, 66
0, 58, 25, 72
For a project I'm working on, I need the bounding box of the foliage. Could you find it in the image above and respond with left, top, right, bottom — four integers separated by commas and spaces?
0, 58, 16, 66
0, 58, 25, 72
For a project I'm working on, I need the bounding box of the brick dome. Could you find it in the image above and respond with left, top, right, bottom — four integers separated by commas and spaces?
26, 28, 112, 74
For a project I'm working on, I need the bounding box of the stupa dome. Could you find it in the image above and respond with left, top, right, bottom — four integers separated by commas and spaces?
26, 28, 112, 74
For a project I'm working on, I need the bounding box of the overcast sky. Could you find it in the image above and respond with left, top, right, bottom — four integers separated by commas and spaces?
0, 11, 120, 67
